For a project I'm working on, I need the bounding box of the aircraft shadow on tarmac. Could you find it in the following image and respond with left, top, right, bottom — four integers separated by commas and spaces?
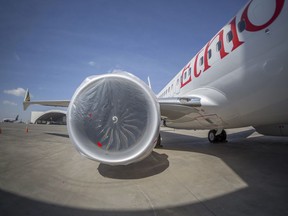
160, 128, 288, 155
98, 151, 169, 179
159, 129, 256, 152
46, 132, 70, 138
97, 129, 255, 180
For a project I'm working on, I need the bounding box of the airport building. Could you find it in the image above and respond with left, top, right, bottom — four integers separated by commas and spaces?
31, 110, 67, 125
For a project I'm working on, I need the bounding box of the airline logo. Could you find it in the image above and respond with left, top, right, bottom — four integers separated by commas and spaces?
181, 0, 284, 88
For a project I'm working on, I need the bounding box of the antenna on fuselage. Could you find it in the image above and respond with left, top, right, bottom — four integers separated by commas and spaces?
147, 76, 152, 89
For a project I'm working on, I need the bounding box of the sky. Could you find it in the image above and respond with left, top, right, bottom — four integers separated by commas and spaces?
0, 0, 248, 122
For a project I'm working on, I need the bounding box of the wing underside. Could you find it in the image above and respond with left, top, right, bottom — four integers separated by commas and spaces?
158, 96, 225, 129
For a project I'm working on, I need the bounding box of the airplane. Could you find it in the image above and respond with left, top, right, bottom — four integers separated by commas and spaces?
2, 115, 19, 123
23, 0, 288, 166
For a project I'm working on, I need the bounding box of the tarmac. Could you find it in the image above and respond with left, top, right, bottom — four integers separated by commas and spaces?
0, 122, 288, 216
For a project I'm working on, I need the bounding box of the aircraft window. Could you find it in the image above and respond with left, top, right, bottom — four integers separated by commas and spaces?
208, 49, 212, 59
200, 56, 203, 66
216, 41, 222, 52
177, 78, 179, 85
184, 72, 187, 79
227, 31, 233, 42
188, 68, 191, 76
238, 19, 246, 32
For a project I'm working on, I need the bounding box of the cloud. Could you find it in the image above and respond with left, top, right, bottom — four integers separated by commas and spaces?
109, 69, 131, 74
4, 88, 26, 97
3, 100, 17, 106
88, 61, 97, 67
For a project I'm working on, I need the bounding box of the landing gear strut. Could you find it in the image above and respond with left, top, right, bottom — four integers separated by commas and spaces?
208, 129, 227, 143
155, 134, 163, 148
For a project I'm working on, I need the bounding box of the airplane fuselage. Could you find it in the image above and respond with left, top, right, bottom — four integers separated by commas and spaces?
2, 115, 19, 123
158, 0, 288, 131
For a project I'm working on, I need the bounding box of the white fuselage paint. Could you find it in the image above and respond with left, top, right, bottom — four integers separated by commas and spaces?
158, 0, 288, 130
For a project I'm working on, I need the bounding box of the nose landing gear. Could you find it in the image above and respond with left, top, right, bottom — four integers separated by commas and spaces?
208, 129, 227, 143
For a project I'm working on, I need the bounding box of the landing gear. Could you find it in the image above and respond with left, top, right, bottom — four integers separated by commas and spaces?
155, 134, 163, 148
208, 129, 227, 143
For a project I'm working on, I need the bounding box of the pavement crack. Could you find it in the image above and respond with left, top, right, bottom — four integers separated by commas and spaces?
137, 185, 158, 216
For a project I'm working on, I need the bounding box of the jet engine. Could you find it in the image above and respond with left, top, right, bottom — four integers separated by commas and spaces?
67, 72, 160, 165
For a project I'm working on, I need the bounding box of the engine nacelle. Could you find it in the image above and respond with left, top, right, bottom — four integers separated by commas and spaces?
67, 72, 160, 165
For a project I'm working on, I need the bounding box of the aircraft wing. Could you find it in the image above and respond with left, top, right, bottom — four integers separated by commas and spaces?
23, 89, 70, 111
23, 88, 224, 128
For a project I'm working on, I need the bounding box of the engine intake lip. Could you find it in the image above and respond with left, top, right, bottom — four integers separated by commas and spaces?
67, 72, 160, 165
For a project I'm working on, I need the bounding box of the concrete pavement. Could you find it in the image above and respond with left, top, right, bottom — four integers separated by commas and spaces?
1, 123, 288, 216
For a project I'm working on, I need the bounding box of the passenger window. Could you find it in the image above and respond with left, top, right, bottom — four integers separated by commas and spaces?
227, 31, 233, 42
216, 41, 222, 52
208, 49, 212, 59
238, 19, 246, 32
199, 56, 203, 66
188, 68, 191, 76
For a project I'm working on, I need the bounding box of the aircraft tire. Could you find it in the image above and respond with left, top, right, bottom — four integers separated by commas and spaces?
208, 130, 217, 143
218, 130, 227, 142
208, 130, 227, 143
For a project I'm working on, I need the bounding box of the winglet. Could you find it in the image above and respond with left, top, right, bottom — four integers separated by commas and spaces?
23, 89, 31, 111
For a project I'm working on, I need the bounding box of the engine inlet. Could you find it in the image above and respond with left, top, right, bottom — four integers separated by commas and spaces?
67, 72, 160, 165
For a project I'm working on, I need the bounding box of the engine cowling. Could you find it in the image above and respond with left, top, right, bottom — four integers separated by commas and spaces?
67, 72, 160, 165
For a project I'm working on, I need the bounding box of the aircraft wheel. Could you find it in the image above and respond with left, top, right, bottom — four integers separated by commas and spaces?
218, 130, 227, 142
208, 130, 227, 143
208, 130, 217, 143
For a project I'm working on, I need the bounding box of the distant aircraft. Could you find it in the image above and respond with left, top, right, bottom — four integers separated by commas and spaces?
3, 115, 19, 123
23, 0, 288, 165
